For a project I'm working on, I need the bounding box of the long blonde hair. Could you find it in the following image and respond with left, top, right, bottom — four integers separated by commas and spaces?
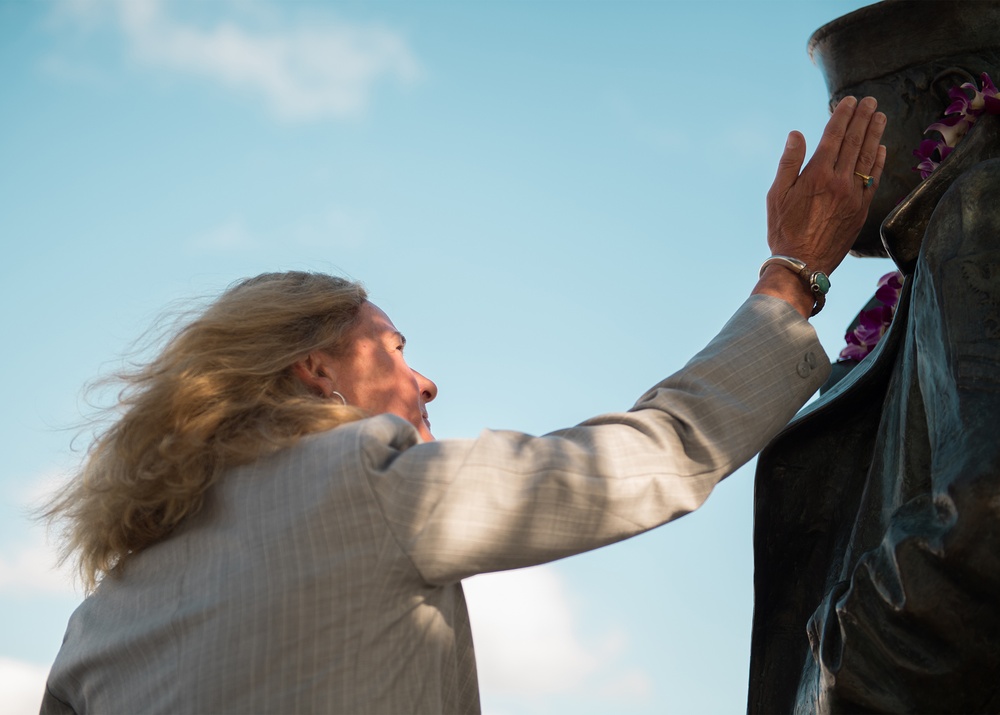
44, 271, 369, 592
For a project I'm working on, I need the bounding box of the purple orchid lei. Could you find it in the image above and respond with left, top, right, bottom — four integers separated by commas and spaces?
912, 72, 1000, 178
839, 271, 904, 360
839, 72, 1000, 361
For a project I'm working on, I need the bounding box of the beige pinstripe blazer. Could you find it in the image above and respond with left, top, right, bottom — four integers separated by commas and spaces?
42, 295, 828, 715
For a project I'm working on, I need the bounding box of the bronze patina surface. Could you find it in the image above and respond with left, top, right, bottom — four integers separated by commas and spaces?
748, 2, 1000, 712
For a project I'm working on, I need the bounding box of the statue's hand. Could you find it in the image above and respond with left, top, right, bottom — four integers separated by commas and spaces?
755, 96, 887, 317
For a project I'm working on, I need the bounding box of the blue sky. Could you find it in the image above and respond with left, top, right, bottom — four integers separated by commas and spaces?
1, 1, 890, 713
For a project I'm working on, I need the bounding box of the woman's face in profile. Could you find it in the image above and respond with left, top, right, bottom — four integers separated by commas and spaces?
323, 301, 438, 441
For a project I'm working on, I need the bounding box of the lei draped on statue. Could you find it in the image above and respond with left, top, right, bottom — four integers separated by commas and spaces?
839, 72, 1000, 362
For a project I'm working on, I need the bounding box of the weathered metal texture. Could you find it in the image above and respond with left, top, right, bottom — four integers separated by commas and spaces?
808, 0, 1000, 258
748, 2, 1000, 712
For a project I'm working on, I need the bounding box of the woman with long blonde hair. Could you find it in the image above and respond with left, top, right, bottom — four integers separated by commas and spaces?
44, 271, 370, 593
42, 97, 885, 715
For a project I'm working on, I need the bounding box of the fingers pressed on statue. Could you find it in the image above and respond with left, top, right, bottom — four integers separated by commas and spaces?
835, 96, 878, 174
811, 96, 857, 169
854, 111, 887, 176
865, 144, 888, 196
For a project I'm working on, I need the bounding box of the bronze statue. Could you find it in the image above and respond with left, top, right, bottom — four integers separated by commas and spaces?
747, 2, 1000, 712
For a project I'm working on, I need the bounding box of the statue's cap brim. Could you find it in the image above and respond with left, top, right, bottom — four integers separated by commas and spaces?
809, 0, 1000, 96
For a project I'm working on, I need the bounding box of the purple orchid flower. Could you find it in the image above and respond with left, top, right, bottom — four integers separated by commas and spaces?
982, 72, 999, 95
946, 85, 975, 116
914, 73, 1000, 178
839, 306, 892, 361
912, 138, 939, 161
970, 72, 1000, 112
912, 138, 943, 178
927, 113, 972, 146
874, 271, 904, 307
838, 271, 904, 362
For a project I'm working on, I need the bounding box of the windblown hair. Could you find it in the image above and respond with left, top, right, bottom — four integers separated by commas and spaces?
43, 271, 369, 593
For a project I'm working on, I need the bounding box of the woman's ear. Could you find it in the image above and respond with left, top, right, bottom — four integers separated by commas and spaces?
292, 351, 338, 398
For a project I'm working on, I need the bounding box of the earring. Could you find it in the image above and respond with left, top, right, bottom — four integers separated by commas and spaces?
330, 391, 347, 406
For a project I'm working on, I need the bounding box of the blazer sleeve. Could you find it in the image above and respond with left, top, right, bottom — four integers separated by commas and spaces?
359, 294, 830, 585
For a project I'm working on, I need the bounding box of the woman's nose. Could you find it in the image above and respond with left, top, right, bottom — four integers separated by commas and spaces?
414, 370, 438, 402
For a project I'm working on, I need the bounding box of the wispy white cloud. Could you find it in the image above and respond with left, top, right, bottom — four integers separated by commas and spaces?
38, 54, 112, 87
464, 565, 652, 702
53, 0, 422, 121
0, 540, 76, 597
1, 470, 79, 597
0, 658, 49, 715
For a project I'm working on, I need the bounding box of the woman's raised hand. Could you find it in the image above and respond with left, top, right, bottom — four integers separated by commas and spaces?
755, 96, 887, 317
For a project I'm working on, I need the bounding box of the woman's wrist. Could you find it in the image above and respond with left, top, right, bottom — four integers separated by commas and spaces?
752, 265, 817, 319
759, 255, 830, 315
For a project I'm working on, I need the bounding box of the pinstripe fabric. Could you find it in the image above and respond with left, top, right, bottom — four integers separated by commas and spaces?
42, 295, 829, 715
